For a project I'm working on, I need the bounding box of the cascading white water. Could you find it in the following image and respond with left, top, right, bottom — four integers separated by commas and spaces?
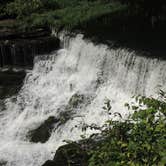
0, 34, 166, 166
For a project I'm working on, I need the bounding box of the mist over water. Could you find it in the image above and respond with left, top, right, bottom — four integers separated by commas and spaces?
0, 34, 166, 166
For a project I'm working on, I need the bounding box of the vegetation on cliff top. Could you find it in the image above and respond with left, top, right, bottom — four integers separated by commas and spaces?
1, 0, 166, 31
0, 0, 126, 31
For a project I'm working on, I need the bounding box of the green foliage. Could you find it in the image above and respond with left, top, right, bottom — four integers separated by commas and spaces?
41, 0, 59, 10
1, 0, 166, 31
87, 92, 166, 166
54, 0, 83, 8
0, 0, 14, 18
1, 0, 166, 30
6, 0, 42, 18
1, 0, 126, 31
51, 1, 126, 30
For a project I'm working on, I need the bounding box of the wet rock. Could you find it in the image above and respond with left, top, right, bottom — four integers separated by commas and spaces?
0, 26, 51, 40
0, 99, 5, 111
29, 94, 90, 144
58, 110, 72, 125
42, 160, 56, 166
0, 69, 26, 99
68, 93, 85, 109
0, 69, 25, 86
67, 92, 93, 112
42, 143, 89, 166
0, 160, 7, 166
29, 116, 59, 143
53, 143, 89, 166
41, 135, 103, 166
28, 110, 74, 143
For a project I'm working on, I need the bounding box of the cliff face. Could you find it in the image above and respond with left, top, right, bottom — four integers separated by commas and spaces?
0, 69, 26, 99
0, 19, 60, 100
0, 20, 60, 68
77, 14, 166, 60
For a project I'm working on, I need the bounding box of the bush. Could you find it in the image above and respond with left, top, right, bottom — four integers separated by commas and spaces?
87, 92, 166, 166
0, 0, 14, 19
6, 0, 43, 18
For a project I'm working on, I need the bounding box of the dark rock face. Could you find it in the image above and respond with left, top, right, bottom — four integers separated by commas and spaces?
0, 69, 25, 86
0, 160, 7, 166
68, 93, 85, 109
41, 134, 102, 166
28, 111, 72, 143
41, 135, 102, 166
28, 93, 87, 144
42, 161, 56, 166
79, 15, 166, 59
0, 69, 26, 99
0, 22, 60, 67
0, 25, 51, 40
42, 143, 89, 166
53, 143, 89, 166
0, 35, 60, 67
28, 116, 59, 143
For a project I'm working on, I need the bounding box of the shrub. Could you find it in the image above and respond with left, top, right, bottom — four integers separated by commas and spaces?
87, 92, 166, 166
6, 0, 43, 18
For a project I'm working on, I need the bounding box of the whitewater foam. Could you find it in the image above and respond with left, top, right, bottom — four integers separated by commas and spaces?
0, 34, 166, 166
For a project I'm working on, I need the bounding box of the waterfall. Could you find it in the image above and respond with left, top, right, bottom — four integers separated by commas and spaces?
0, 34, 166, 166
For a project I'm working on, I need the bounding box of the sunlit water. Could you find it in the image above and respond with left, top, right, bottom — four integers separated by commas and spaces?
0, 34, 166, 166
